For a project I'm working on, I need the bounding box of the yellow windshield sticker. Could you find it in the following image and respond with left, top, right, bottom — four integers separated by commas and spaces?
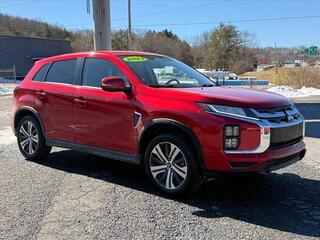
123, 56, 148, 62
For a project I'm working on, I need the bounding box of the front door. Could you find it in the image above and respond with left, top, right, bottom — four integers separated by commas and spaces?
73, 57, 135, 154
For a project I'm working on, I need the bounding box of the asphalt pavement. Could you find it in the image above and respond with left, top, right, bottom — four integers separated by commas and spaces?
0, 95, 319, 240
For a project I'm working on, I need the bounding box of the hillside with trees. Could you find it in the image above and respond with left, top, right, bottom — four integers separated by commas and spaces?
0, 13, 71, 39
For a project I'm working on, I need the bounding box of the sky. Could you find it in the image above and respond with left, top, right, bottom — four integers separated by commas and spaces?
0, 0, 320, 47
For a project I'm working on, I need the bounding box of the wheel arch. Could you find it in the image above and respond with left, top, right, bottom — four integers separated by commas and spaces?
138, 118, 205, 169
14, 107, 45, 137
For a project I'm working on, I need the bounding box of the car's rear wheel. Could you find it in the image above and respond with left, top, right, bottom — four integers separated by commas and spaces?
17, 116, 51, 161
144, 133, 202, 195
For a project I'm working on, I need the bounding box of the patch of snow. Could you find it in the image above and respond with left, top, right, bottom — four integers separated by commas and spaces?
0, 77, 19, 84
0, 77, 18, 95
267, 86, 320, 98
0, 86, 13, 95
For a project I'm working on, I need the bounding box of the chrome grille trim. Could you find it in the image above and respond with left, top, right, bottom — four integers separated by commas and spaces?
250, 105, 300, 125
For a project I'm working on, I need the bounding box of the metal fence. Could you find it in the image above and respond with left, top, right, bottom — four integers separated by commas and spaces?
0, 65, 16, 81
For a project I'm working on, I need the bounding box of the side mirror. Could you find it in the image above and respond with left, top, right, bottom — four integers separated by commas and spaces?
101, 76, 127, 92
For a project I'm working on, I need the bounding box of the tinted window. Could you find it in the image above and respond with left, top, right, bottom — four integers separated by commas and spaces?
46, 59, 76, 84
82, 58, 128, 88
33, 63, 50, 82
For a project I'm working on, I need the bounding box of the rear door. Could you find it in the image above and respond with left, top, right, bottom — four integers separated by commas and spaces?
35, 58, 77, 142
73, 57, 135, 154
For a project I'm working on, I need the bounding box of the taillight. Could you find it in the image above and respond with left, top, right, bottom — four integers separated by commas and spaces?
224, 125, 240, 149
13, 86, 19, 96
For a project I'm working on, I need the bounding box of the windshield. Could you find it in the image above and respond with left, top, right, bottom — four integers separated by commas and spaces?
119, 55, 215, 88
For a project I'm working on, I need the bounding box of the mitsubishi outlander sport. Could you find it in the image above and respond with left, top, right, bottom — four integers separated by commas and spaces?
11, 51, 306, 194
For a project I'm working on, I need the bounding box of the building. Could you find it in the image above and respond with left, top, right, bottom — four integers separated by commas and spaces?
0, 35, 71, 79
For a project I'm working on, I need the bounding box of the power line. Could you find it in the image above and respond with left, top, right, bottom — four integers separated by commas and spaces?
1, 1, 319, 31
66, 0, 232, 28
0, 0, 41, 8
1, 14, 319, 31
112, 15, 320, 28
112, 0, 232, 22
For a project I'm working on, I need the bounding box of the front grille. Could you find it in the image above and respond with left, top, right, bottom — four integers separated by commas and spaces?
253, 105, 300, 124
251, 105, 303, 149
270, 136, 302, 149
270, 123, 303, 149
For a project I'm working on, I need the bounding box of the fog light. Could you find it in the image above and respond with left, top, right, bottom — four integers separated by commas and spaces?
225, 138, 239, 148
225, 126, 233, 136
224, 125, 240, 150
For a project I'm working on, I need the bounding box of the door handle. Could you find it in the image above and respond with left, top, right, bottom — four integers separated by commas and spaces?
36, 91, 46, 99
74, 98, 87, 107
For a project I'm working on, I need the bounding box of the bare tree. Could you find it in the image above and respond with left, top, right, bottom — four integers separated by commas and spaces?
70, 30, 94, 51
133, 30, 194, 65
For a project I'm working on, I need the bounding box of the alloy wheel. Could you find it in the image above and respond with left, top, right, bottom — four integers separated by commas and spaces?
19, 121, 39, 155
149, 142, 188, 190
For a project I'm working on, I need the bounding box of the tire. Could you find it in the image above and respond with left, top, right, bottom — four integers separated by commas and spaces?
17, 116, 51, 161
144, 133, 203, 195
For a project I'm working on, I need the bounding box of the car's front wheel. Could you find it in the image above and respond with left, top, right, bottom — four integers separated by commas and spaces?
144, 133, 202, 195
17, 116, 51, 161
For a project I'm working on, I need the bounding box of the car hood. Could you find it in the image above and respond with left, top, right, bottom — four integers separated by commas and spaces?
145, 86, 292, 108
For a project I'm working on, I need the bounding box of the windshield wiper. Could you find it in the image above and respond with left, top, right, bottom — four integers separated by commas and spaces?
149, 84, 214, 88
200, 84, 214, 87
148, 85, 177, 88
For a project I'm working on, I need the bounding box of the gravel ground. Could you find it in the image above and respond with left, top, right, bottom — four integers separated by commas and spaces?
0, 96, 319, 240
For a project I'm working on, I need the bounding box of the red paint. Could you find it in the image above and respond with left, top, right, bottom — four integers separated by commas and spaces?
11, 51, 305, 172
101, 76, 126, 92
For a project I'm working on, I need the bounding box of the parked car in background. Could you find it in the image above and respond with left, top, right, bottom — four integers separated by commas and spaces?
11, 51, 306, 194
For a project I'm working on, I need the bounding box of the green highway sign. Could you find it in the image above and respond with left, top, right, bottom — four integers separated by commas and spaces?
302, 48, 309, 54
309, 46, 318, 56
302, 46, 318, 56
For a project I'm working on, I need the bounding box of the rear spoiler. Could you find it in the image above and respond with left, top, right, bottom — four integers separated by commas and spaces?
32, 57, 44, 63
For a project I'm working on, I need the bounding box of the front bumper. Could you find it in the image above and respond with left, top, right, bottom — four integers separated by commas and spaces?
198, 104, 306, 174
203, 139, 306, 176
258, 148, 306, 173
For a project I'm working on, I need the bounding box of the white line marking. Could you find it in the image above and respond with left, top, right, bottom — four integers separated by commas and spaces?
305, 119, 320, 123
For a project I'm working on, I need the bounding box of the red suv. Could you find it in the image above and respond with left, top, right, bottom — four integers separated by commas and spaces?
11, 51, 306, 194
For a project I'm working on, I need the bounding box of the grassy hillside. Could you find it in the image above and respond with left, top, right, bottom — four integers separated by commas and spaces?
243, 67, 320, 88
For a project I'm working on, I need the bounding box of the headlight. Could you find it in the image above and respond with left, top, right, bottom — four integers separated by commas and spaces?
198, 103, 258, 120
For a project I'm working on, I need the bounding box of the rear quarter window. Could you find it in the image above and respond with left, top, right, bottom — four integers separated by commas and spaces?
32, 63, 50, 82
46, 59, 76, 84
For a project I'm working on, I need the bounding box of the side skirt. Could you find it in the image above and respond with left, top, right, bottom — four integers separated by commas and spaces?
46, 139, 140, 165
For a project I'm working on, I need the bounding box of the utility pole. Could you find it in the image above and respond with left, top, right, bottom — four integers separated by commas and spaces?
275, 42, 278, 74
92, 0, 112, 50
128, 0, 132, 50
